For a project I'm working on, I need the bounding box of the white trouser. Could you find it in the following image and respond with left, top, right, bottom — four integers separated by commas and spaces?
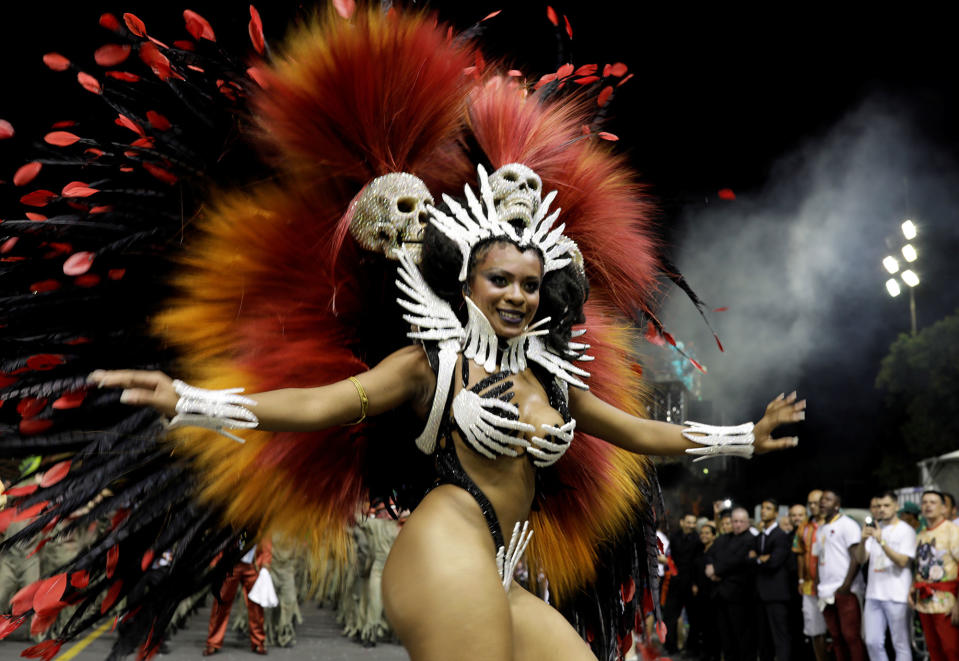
863, 598, 911, 661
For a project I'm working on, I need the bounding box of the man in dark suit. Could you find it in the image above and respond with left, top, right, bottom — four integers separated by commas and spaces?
662, 513, 704, 656
705, 506, 756, 661
752, 498, 792, 661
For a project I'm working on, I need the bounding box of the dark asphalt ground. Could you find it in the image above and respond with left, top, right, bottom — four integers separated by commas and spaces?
0, 603, 409, 661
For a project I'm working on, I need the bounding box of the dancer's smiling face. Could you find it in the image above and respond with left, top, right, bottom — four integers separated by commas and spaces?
468, 242, 542, 339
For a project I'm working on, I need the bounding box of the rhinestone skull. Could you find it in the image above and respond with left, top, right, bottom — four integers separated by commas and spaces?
489, 163, 542, 228
349, 173, 434, 261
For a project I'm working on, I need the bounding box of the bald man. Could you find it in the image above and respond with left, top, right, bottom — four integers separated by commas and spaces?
793, 490, 827, 661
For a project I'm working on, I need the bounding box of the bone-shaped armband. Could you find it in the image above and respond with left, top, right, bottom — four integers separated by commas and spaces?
528, 420, 576, 468
168, 379, 259, 443
496, 521, 533, 591
682, 421, 755, 461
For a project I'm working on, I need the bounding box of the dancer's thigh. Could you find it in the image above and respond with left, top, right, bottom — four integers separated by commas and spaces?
508, 582, 597, 661
382, 486, 512, 661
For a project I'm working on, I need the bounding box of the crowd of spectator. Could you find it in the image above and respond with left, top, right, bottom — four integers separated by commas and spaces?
648, 488, 959, 661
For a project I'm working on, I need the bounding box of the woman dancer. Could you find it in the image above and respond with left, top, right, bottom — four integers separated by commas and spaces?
88, 164, 804, 660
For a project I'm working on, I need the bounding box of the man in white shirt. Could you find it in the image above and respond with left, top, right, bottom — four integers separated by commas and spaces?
816, 490, 866, 661
854, 490, 916, 660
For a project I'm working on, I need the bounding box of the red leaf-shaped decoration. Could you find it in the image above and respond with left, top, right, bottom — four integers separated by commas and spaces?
51, 120, 76, 128
75, 274, 101, 288
94, 44, 131, 67
105, 71, 140, 82
0, 237, 17, 253
714, 334, 725, 352
607, 62, 628, 77
100, 13, 121, 31
42, 242, 72, 256
645, 322, 665, 346
689, 358, 707, 374
101, 580, 123, 614
20, 190, 56, 207
573, 76, 599, 85
26, 213, 48, 222
30, 609, 59, 637
19, 419, 53, 435
718, 188, 736, 200
10, 582, 40, 616
146, 110, 171, 131
597, 86, 613, 107
115, 114, 145, 136
574, 64, 597, 76
91, 205, 113, 214
112, 509, 130, 528
16, 397, 47, 419
29, 280, 60, 293
26, 354, 65, 370
40, 460, 71, 487
597, 132, 619, 141
143, 163, 178, 185
663, 331, 676, 346
556, 63, 574, 78
124, 13, 147, 37
616, 73, 635, 87
44, 131, 81, 146
106, 545, 119, 578
108, 268, 126, 280
563, 15, 573, 39
53, 389, 86, 410
42, 53, 70, 71
482, 10, 502, 21
0, 119, 13, 139
141, 549, 155, 571
33, 574, 67, 614
70, 571, 89, 589
183, 10, 216, 41
507, 69, 522, 77
248, 5, 265, 54
0, 614, 26, 639
13, 162, 42, 187
620, 577, 636, 603
173, 39, 196, 51
3, 484, 38, 497
333, 0, 356, 19
656, 620, 667, 643
713, 306, 728, 312
21, 639, 62, 661
130, 137, 155, 149
546, 6, 558, 26
139, 43, 173, 80
61, 182, 98, 198
247, 66, 268, 89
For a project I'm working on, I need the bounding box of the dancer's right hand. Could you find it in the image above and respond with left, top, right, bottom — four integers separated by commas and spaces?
88, 370, 179, 417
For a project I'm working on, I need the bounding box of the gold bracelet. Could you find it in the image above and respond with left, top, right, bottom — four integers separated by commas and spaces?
344, 376, 369, 426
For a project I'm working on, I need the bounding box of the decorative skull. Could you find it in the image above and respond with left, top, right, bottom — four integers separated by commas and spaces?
349, 173, 434, 261
489, 163, 543, 228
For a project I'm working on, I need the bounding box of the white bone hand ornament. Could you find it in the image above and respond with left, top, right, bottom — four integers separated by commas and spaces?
528, 420, 576, 467
168, 380, 259, 443
496, 521, 533, 591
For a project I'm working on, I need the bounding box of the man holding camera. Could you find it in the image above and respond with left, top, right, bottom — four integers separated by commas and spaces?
854, 490, 916, 660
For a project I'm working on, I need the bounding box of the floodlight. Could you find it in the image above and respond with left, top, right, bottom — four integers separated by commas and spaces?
901, 270, 919, 287
885, 279, 901, 297
902, 244, 917, 262
902, 220, 917, 240
883, 256, 899, 274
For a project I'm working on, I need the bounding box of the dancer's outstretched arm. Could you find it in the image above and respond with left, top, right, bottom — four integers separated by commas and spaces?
569, 388, 805, 457
88, 345, 435, 432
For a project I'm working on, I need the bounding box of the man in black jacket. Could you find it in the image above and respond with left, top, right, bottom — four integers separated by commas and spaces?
662, 513, 704, 656
753, 498, 792, 661
705, 507, 756, 661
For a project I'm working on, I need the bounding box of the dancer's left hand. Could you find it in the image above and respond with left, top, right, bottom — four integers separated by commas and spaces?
753, 391, 805, 454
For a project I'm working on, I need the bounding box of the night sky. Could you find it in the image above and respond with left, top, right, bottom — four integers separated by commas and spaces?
3, 3, 958, 510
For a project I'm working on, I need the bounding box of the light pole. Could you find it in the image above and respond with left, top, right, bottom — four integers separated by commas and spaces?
882, 219, 919, 336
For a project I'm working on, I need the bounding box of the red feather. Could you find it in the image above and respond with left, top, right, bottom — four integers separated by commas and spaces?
101, 580, 123, 614
563, 15, 573, 38
546, 6, 558, 26
143, 163, 178, 185
44, 131, 81, 146
656, 620, 668, 643
99, 13, 121, 31
75, 274, 101, 288
621, 576, 636, 603
141, 549, 154, 571
20, 190, 56, 207
26, 213, 49, 222
333, 0, 356, 19
94, 44, 131, 67
714, 334, 725, 352
16, 397, 47, 419
248, 5, 265, 54
597, 85, 613, 107
61, 183, 98, 198
482, 10, 502, 21
10, 583, 40, 616
115, 114, 146, 136
106, 545, 119, 578
20, 640, 62, 661
42, 53, 70, 71
0, 614, 26, 639
70, 571, 89, 590
146, 110, 171, 131
40, 461, 70, 487
13, 162, 42, 187
3, 484, 38, 497
0, 119, 14, 139
123, 13, 147, 37
139, 43, 173, 81
597, 131, 619, 141
32, 574, 67, 614
718, 188, 736, 200
29, 280, 60, 293
105, 71, 140, 83
26, 354, 64, 370
19, 419, 53, 435
183, 10, 216, 41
